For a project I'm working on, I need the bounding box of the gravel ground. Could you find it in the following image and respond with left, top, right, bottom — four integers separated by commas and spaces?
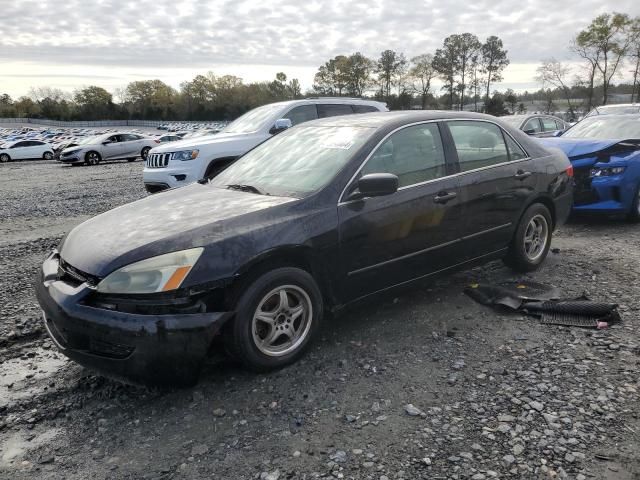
1, 159, 639, 480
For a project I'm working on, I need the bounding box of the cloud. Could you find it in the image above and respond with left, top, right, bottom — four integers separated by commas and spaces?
0, 0, 639, 95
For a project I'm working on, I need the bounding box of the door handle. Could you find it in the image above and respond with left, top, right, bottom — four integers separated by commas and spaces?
433, 191, 457, 204
514, 170, 532, 180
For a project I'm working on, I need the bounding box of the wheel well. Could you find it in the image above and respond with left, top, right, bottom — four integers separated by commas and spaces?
203, 156, 237, 179
226, 248, 333, 309
520, 196, 557, 230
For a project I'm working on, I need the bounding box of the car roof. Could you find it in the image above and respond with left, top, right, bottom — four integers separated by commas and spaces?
265, 98, 387, 109
298, 110, 504, 129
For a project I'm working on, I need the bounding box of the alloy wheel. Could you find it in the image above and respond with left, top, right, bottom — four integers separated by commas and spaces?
251, 285, 313, 357
0, 154, 9, 163
523, 214, 549, 262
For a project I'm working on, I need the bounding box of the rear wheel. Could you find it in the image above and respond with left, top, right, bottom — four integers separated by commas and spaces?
626, 183, 640, 223
43, 151, 54, 160
141, 147, 151, 161
226, 267, 323, 372
0, 153, 10, 163
84, 151, 101, 166
504, 203, 552, 272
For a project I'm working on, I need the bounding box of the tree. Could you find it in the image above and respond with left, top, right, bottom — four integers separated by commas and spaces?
124, 80, 177, 119
535, 58, 577, 119
517, 102, 527, 114
313, 55, 349, 95
480, 36, 510, 110
571, 38, 600, 111
376, 50, 407, 99
455, 33, 482, 109
74, 86, 113, 120
575, 13, 634, 104
409, 54, 437, 109
504, 88, 518, 113
485, 91, 509, 116
344, 52, 374, 96
287, 78, 302, 99
433, 38, 461, 110
629, 17, 640, 103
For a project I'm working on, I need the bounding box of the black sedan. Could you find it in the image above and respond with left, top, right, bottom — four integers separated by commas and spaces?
36, 111, 573, 385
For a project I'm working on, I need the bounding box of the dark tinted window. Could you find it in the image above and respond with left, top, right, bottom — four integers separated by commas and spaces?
448, 121, 510, 171
31, 141, 45, 145
107, 135, 120, 142
361, 123, 446, 188
523, 118, 542, 133
284, 105, 318, 126
317, 104, 354, 118
12, 141, 27, 148
352, 105, 379, 113
121, 134, 139, 141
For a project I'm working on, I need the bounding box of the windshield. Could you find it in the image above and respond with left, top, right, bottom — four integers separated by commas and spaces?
78, 135, 99, 145
562, 116, 640, 139
210, 125, 375, 197
587, 105, 640, 117
223, 104, 283, 134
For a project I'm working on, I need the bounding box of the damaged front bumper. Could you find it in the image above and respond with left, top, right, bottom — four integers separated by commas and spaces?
35, 252, 233, 385
573, 173, 636, 214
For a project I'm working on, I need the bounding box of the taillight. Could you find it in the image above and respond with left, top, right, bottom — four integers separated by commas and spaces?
565, 165, 574, 177
154, 140, 160, 143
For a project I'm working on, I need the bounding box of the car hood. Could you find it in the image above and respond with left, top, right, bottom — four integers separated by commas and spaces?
538, 137, 640, 158
60, 185, 296, 277
150, 131, 261, 153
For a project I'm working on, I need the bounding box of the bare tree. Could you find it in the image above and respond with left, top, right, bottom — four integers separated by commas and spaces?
409, 54, 437, 109
535, 58, 577, 118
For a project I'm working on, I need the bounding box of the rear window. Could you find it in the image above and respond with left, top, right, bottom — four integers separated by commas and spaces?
318, 104, 354, 118
352, 105, 379, 113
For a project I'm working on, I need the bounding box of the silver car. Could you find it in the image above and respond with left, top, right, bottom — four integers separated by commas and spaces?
58, 133, 159, 166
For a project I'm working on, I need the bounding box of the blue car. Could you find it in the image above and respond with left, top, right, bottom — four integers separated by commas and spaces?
539, 114, 640, 221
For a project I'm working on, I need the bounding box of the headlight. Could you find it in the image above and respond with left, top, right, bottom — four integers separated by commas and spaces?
590, 166, 626, 177
96, 247, 203, 294
171, 150, 199, 161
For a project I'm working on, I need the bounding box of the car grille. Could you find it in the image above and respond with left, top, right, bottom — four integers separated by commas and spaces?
573, 164, 600, 206
146, 153, 171, 168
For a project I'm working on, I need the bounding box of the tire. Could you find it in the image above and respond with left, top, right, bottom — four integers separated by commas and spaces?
84, 151, 101, 166
141, 147, 151, 161
626, 183, 640, 223
0, 153, 10, 163
43, 151, 54, 160
227, 267, 323, 372
504, 203, 553, 272
204, 158, 236, 180
127, 157, 137, 162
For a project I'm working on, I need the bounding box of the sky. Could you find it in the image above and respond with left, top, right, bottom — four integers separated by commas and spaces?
1, 0, 639, 98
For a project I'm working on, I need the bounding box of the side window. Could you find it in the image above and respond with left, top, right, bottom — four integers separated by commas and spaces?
122, 134, 137, 141
448, 121, 510, 171
12, 142, 26, 148
317, 104, 354, 118
360, 123, 446, 188
283, 105, 318, 126
555, 119, 565, 131
352, 105, 379, 113
541, 117, 558, 132
523, 118, 542, 133
504, 134, 527, 160
107, 135, 119, 143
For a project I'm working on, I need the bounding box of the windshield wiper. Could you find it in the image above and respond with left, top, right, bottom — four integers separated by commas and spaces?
225, 184, 268, 195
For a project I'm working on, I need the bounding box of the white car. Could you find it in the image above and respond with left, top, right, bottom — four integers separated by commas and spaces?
0, 140, 54, 162
58, 133, 159, 166
143, 98, 388, 193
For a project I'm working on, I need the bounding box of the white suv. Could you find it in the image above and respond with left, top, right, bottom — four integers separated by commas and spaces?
143, 98, 388, 192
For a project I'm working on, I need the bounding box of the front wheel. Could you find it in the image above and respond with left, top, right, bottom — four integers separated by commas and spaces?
0, 153, 10, 163
226, 267, 323, 372
141, 147, 151, 161
43, 151, 54, 160
84, 151, 101, 166
626, 184, 640, 223
504, 203, 552, 272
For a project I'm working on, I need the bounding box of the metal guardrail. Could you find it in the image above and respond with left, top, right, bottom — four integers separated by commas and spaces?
0, 118, 221, 127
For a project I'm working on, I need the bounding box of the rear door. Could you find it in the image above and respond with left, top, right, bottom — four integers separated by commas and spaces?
317, 104, 355, 118
120, 134, 140, 157
338, 122, 464, 300
444, 120, 536, 260
10, 141, 29, 159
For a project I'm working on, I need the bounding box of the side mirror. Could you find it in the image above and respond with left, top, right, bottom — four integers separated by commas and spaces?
554, 130, 565, 137
269, 118, 292, 135
347, 173, 398, 201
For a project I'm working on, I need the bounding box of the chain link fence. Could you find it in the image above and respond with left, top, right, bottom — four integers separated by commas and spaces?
0, 118, 218, 128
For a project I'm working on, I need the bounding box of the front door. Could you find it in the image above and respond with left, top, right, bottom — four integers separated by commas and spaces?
338, 122, 464, 301
443, 120, 538, 260
102, 135, 124, 160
